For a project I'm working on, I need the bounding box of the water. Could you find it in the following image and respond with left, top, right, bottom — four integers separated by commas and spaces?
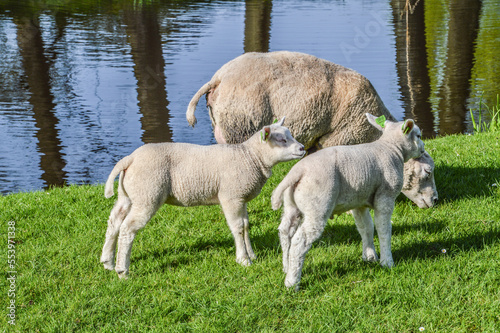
0, 0, 498, 194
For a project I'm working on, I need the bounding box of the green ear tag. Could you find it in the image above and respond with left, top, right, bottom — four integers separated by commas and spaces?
261, 128, 270, 142
402, 122, 410, 134
375, 115, 386, 128
273, 119, 278, 124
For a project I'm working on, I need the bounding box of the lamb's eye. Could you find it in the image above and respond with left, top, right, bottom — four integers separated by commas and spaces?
417, 134, 421, 139
423, 168, 432, 178
276, 137, 286, 143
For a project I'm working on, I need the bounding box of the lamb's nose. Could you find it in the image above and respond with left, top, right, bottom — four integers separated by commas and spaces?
432, 196, 438, 206
299, 146, 305, 151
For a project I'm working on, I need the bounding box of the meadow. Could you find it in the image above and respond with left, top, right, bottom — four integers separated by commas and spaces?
1, 131, 499, 332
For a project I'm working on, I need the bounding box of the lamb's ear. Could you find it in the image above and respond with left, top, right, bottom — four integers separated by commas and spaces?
275, 116, 285, 127
366, 113, 385, 132
402, 119, 415, 135
260, 126, 271, 142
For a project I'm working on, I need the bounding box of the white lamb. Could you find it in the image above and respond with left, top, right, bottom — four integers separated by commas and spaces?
271, 114, 425, 290
101, 118, 305, 278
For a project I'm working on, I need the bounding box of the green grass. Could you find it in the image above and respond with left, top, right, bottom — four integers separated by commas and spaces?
470, 94, 500, 133
1, 132, 499, 332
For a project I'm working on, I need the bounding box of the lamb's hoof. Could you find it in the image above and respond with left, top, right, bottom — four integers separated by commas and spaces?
380, 258, 394, 268
116, 268, 129, 279
285, 277, 300, 291
102, 261, 115, 271
236, 257, 252, 266
362, 249, 379, 263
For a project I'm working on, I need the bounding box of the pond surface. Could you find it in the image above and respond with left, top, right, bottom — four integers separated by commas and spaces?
0, 0, 498, 194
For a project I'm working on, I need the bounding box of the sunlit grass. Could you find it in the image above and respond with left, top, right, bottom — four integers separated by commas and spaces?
1, 132, 499, 332
470, 93, 500, 133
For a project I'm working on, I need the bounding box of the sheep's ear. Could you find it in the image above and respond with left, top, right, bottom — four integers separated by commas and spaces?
402, 119, 415, 135
275, 116, 285, 127
260, 126, 271, 142
366, 113, 385, 131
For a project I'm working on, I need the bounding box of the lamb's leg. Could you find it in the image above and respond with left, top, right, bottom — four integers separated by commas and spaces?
220, 200, 252, 266
373, 202, 395, 267
241, 205, 256, 261
351, 207, 378, 263
278, 187, 302, 273
114, 206, 156, 278
100, 196, 131, 270
285, 215, 327, 290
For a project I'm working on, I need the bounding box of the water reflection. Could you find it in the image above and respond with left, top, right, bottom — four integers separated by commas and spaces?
123, 4, 172, 143
0, 0, 498, 194
392, 0, 435, 137
437, 0, 481, 135
244, 0, 272, 52
15, 15, 67, 187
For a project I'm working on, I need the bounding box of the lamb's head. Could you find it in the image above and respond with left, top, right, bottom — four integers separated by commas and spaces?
366, 113, 425, 162
257, 117, 305, 164
402, 152, 438, 208
366, 113, 437, 208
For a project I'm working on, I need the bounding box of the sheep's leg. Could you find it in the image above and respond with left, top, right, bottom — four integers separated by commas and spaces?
373, 202, 395, 268
351, 207, 378, 263
114, 206, 155, 278
242, 206, 256, 260
278, 187, 302, 273
220, 200, 252, 266
100, 196, 131, 270
285, 215, 326, 290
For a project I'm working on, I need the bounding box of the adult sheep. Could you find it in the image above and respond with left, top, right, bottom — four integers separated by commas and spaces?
186, 51, 437, 208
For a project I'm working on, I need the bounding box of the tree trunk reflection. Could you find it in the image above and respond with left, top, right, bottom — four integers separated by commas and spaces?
437, 0, 481, 135
15, 15, 67, 189
392, 0, 435, 138
123, 5, 172, 144
244, 0, 272, 53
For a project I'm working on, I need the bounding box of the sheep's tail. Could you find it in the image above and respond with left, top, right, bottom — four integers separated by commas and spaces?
271, 168, 304, 211
186, 80, 216, 127
104, 155, 134, 199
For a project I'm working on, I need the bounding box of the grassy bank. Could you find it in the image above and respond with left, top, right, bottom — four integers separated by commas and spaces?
1, 132, 499, 332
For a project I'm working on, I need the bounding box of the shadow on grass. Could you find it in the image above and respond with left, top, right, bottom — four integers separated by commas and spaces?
393, 228, 500, 264
282, 218, 499, 288
392, 218, 448, 234
132, 172, 498, 273
433, 165, 500, 201
131, 216, 469, 268
134, 236, 236, 269
296, 227, 500, 290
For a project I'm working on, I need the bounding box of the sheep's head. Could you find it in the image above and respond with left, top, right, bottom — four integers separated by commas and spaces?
402, 152, 438, 208
258, 117, 305, 164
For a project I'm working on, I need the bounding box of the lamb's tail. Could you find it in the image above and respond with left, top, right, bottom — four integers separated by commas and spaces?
186, 80, 217, 127
271, 168, 304, 211
104, 155, 134, 199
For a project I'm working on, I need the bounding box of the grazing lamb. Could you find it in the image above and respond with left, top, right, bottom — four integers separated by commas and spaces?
186, 51, 437, 208
101, 118, 305, 278
271, 114, 425, 290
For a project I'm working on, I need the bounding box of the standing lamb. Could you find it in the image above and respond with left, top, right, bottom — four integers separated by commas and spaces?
271, 114, 425, 290
101, 118, 305, 278
186, 51, 437, 208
